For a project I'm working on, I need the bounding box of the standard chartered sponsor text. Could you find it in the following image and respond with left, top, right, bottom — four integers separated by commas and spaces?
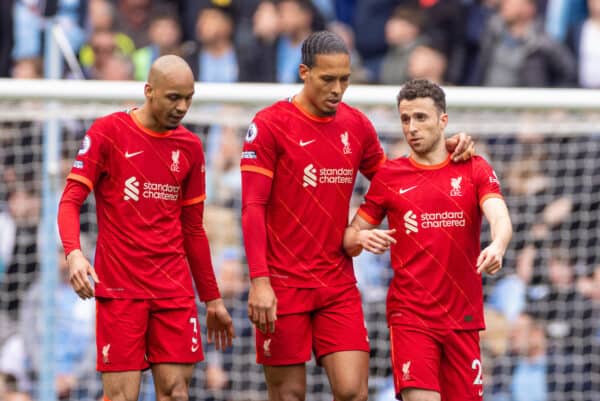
318, 168, 353, 184
143, 181, 180, 201
421, 211, 465, 228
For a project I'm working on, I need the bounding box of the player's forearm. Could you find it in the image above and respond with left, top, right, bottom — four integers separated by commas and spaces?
489, 214, 513, 255
57, 180, 90, 256
343, 224, 363, 257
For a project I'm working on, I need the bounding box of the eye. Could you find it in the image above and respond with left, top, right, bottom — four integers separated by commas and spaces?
168, 95, 179, 101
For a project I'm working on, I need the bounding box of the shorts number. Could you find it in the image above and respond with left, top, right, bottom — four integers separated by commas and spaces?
189, 317, 199, 351
471, 359, 483, 385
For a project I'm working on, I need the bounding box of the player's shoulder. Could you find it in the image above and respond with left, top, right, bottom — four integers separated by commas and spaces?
337, 102, 370, 122
254, 99, 293, 120
374, 156, 409, 178
173, 125, 204, 149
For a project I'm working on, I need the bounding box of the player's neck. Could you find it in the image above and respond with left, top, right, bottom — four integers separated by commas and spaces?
410, 145, 448, 166
133, 106, 168, 133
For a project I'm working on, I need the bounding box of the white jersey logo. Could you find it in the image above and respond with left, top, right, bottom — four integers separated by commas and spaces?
450, 176, 463, 197
404, 210, 418, 234
303, 164, 317, 187
402, 360, 411, 381
124, 176, 140, 201
263, 339, 272, 357
170, 150, 181, 172
125, 150, 143, 159
102, 344, 111, 364
299, 139, 316, 147
340, 131, 352, 154
399, 185, 417, 195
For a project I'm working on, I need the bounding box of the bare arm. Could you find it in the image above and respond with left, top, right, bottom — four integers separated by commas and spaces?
477, 197, 513, 274
344, 214, 396, 257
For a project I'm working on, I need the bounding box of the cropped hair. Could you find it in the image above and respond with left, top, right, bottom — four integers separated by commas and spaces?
301, 30, 349, 68
396, 79, 446, 113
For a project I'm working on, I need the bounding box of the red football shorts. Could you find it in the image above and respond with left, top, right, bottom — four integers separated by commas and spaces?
96, 297, 204, 372
255, 284, 370, 366
390, 325, 483, 401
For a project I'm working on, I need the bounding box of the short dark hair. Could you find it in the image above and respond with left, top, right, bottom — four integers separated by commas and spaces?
301, 30, 349, 68
396, 79, 446, 113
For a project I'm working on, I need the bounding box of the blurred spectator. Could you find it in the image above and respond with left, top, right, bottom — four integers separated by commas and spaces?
378, 6, 426, 85
79, 29, 121, 79
205, 125, 242, 208
132, 9, 183, 81
487, 244, 537, 322
527, 248, 597, 401
545, 0, 588, 42
12, 0, 87, 62
96, 53, 135, 80
566, 0, 600, 88
0, 0, 13, 77
237, 0, 280, 82
509, 313, 548, 401
473, 0, 576, 87
20, 244, 95, 400
275, 0, 322, 83
86, 0, 115, 32
406, 43, 448, 84
113, 0, 153, 48
462, 0, 500, 84
11, 58, 43, 79
0, 189, 40, 320
186, 5, 239, 82
328, 21, 370, 83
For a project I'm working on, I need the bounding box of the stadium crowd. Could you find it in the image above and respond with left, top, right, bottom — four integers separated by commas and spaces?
0, 1, 599, 401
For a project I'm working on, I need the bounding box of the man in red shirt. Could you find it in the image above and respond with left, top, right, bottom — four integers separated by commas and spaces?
241, 32, 474, 401
57, 55, 234, 401
344, 78, 513, 401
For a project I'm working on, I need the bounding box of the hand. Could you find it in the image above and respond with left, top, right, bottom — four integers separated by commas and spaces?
205, 298, 235, 351
248, 277, 277, 333
446, 132, 475, 162
358, 228, 397, 254
476, 242, 505, 275
66, 249, 99, 299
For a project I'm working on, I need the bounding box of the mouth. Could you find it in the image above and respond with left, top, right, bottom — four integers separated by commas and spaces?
168, 114, 184, 124
324, 98, 340, 109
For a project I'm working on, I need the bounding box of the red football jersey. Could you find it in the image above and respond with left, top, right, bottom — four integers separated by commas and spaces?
358, 155, 502, 330
241, 99, 385, 288
67, 110, 207, 298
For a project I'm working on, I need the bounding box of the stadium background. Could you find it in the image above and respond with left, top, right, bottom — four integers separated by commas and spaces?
0, 1, 599, 401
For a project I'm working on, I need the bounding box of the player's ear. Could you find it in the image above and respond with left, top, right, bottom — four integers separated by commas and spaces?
144, 83, 153, 99
439, 112, 448, 130
298, 64, 309, 82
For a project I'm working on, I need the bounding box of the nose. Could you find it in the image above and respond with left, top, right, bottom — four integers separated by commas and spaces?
408, 119, 418, 134
175, 98, 190, 113
331, 80, 342, 96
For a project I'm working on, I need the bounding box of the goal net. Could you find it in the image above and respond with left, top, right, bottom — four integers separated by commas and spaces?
0, 80, 598, 401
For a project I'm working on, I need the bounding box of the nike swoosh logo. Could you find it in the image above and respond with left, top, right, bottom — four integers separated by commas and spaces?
399, 185, 417, 194
299, 139, 316, 147
125, 150, 144, 158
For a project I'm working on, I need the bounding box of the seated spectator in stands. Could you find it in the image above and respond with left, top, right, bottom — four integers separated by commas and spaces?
275, 0, 323, 83
96, 53, 135, 80
19, 244, 95, 400
10, 58, 43, 80
12, 0, 87, 62
113, 0, 154, 48
509, 313, 548, 401
566, 0, 600, 88
472, 0, 576, 87
237, 0, 280, 82
132, 9, 183, 81
238, 0, 324, 82
80, 30, 121, 79
406, 43, 448, 84
378, 6, 427, 85
87, 0, 115, 32
186, 4, 239, 82
328, 20, 370, 81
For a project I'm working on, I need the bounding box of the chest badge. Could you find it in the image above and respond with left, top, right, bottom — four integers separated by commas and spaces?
171, 150, 181, 172
340, 132, 352, 154
450, 176, 463, 197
